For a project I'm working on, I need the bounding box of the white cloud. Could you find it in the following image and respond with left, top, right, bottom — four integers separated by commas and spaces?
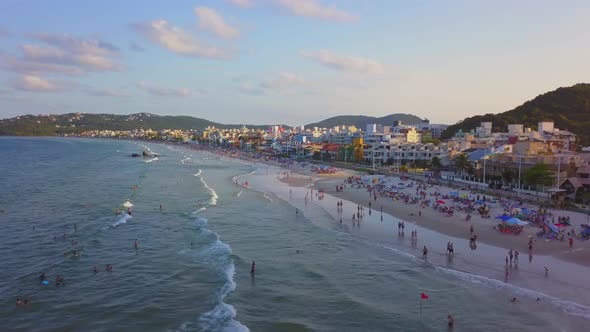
277, 0, 356, 22
129, 41, 145, 52
88, 88, 130, 97
1, 33, 124, 75
133, 20, 227, 59
136, 81, 192, 97
12, 74, 62, 92
195, 7, 240, 39
239, 72, 304, 95
300, 50, 384, 74
261, 72, 304, 91
228, 0, 253, 7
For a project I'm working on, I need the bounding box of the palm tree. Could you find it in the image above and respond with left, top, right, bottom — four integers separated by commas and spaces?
453, 153, 469, 178
502, 169, 514, 187
523, 163, 553, 201
430, 156, 442, 177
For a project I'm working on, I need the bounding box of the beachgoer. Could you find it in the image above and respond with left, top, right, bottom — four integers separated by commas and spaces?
447, 314, 454, 328
514, 250, 519, 264
510, 297, 517, 303
569, 237, 573, 248
74, 224, 78, 231
94, 266, 99, 273
134, 239, 139, 250
296, 208, 298, 215
16, 298, 22, 306
509, 249, 513, 264
470, 224, 473, 234
250, 261, 256, 274
422, 246, 428, 261
401, 221, 405, 232
505, 256, 509, 265
544, 267, 548, 277
39, 272, 46, 283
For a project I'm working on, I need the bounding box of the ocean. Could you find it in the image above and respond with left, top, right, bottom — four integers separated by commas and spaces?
0, 137, 588, 332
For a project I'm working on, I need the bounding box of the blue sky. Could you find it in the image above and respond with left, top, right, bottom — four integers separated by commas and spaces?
1, 0, 589, 126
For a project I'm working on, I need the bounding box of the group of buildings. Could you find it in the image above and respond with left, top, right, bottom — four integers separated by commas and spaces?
79, 118, 590, 202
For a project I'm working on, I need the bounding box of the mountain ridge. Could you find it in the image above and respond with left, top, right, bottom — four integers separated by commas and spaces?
304, 113, 424, 130
441, 83, 590, 146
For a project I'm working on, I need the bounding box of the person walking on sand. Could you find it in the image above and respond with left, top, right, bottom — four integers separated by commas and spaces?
508, 249, 514, 264
514, 250, 519, 265
422, 246, 428, 261
569, 236, 574, 248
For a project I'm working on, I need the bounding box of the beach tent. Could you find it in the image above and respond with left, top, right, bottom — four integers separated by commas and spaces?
123, 201, 133, 208
505, 218, 528, 226
437, 200, 445, 204
546, 222, 559, 234
496, 215, 512, 221
450, 192, 459, 197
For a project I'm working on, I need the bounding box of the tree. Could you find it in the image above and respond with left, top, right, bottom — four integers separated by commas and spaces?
453, 153, 469, 178
430, 156, 442, 177
502, 169, 514, 186
523, 163, 553, 200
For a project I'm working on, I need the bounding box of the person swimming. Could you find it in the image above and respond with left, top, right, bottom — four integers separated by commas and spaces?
250, 261, 256, 274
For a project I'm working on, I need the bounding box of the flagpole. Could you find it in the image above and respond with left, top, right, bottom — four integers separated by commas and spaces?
420, 299, 422, 315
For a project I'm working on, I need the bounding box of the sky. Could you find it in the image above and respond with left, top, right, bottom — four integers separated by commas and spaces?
0, 0, 589, 126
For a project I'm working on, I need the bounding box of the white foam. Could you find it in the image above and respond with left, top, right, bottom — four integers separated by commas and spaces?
193, 207, 207, 214
197, 238, 247, 332
373, 241, 590, 320
194, 169, 202, 177
199, 177, 218, 206
236, 191, 242, 197
112, 213, 133, 227
144, 157, 159, 163
435, 265, 590, 320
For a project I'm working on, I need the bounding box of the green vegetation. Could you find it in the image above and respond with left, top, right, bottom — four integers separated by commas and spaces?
523, 163, 553, 200
441, 83, 590, 146
305, 113, 422, 130
0, 113, 283, 136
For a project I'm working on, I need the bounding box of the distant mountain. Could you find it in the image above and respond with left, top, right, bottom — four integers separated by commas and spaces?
0, 113, 282, 136
305, 113, 423, 130
441, 83, 590, 146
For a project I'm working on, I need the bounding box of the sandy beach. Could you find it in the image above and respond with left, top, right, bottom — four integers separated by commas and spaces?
310, 175, 590, 267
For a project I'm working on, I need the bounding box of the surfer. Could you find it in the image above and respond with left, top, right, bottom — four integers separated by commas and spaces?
250, 261, 256, 274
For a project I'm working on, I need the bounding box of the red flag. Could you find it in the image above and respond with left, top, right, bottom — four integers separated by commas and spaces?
421, 292, 429, 299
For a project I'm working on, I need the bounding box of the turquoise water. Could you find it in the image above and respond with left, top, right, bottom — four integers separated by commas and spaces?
0, 137, 587, 331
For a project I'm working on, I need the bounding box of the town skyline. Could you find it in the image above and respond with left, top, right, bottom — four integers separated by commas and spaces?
1, 0, 590, 124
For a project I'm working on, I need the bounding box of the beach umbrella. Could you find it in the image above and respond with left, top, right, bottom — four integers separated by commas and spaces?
506, 218, 528, 226
123, 201, 133, 208
437, 200, 445, 204
475, 200, 484, 204
496, 215, 511, 221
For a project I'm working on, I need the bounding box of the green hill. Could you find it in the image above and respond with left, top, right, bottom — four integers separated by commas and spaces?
305, 113, 423, 129
0, 113, 281, 136
441, 83, 590, 146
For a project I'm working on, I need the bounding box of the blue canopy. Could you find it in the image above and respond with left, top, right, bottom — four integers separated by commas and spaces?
505, 218, 528, 226
496, 215, 511, 221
